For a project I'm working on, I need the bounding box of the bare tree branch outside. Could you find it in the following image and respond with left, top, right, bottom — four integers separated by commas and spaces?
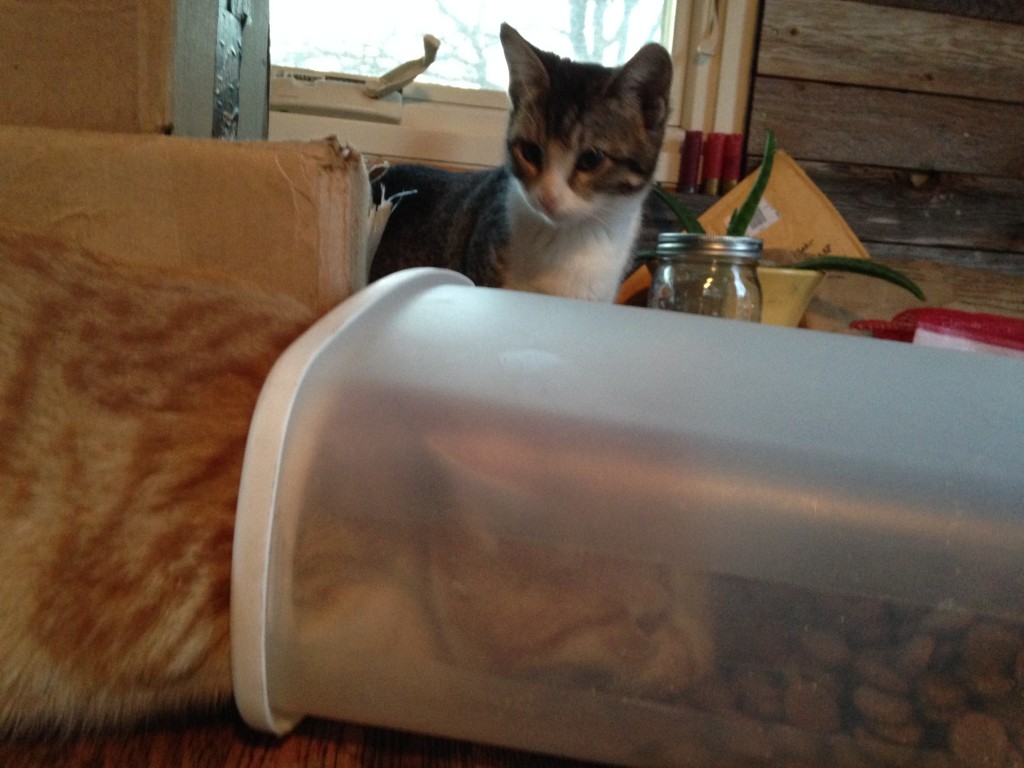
271, 0, 669, 90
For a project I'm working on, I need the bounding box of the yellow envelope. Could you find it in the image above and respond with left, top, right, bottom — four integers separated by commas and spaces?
698, 150, 870, 260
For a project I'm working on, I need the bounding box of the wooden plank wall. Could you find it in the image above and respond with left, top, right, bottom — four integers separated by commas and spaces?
747, 0, 1024, 273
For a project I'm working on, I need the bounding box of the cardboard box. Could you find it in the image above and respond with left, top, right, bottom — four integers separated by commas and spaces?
0, 0, 268, 137
0, 125, 370, 313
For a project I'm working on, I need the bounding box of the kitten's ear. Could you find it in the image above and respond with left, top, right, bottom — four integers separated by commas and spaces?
500, 22, 549, 109
611, 43, 673, 131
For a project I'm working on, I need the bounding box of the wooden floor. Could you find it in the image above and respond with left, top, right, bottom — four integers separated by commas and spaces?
0, 709, 597, 768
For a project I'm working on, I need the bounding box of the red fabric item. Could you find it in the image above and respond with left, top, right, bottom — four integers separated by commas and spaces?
851, 308, 1024, 355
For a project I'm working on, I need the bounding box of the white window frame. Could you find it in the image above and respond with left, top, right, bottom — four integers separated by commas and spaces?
268, 0, 760, 185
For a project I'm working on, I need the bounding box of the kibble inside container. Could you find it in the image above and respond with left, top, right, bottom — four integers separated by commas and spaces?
233, 269, 1024, 767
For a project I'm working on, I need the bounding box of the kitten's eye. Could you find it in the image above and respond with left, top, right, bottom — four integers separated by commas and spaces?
516, 140, 544, 168
576, 147, 605, 172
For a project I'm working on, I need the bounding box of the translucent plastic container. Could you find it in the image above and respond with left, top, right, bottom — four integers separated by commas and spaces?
232, 268, 1024, 767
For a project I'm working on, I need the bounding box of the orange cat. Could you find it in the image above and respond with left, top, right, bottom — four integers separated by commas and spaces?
0, 229, 313, 734
1, 227, 713, 738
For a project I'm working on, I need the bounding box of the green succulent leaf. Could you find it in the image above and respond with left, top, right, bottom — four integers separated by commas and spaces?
651, 183, 706, 234
792, 256, 926, 300
726, 129, 776, 237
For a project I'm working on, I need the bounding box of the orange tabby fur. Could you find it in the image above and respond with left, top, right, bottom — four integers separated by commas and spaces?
0, 229, 313, 735
0, 228, 715, 737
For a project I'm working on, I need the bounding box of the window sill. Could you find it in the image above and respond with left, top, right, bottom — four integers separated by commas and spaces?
270, 109, 684, 182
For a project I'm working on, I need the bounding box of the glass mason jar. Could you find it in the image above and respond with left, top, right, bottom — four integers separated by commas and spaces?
647, 233, 763, 322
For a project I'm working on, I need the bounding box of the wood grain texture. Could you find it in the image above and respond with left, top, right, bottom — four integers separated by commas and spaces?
0, 711, 597, 768
748, 0, 1024, 274
859, 241, 1024, 273
849, 0, 1024, 24
748, 76, 1024, 178
786, 159, 1024, 253
758, 0, 1024, 101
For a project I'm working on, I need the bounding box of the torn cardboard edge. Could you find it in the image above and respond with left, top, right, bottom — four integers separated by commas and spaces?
0, 125, 370, 315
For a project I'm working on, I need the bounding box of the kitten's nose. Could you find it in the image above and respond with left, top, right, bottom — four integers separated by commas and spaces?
533, 172, 572, 221
537, 189, 560, 217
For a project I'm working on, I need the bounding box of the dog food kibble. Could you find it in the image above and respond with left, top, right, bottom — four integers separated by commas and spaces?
853, 684, 915, 725
949, 712, 1011, 766
674, 575, 1024, 766
784, 678, 843, 733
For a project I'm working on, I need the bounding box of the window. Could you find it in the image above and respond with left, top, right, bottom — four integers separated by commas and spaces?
268, 0, 760, 184
271, 1, 673, 88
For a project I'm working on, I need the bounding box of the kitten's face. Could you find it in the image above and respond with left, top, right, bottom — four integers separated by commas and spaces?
499, 23, 673, 224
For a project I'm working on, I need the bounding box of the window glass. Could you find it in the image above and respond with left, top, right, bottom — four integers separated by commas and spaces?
271, 0, 674, 90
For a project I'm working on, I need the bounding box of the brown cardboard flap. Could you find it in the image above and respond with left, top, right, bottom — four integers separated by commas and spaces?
0, 1, 176, 133
0, 126, 369, 314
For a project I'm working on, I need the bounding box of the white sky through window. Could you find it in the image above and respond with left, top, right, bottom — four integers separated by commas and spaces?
270, 0, 673, 90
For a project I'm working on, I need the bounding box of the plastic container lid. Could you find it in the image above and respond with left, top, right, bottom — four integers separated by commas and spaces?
231, 268, 1024, 752
231, 268, 475, 733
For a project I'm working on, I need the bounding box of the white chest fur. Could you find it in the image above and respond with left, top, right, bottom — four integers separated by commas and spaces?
501, 186, 647, 302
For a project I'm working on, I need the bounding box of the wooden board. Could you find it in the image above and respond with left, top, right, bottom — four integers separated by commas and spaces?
748, 0, 1024, 275
783, 159, 1024, 254
861, 242, 1024, 274
748, 76, 1024, 178
758, 0, 1024, 102
0, 711, 592, 768
849, 0, 1024, 24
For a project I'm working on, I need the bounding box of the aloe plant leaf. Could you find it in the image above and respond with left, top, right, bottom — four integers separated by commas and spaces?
651, 183, 706, 234
726, 130, 776, 236
792, 256, 926, 300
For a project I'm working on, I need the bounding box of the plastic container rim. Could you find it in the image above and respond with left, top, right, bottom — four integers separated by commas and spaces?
229, 267, 474, 735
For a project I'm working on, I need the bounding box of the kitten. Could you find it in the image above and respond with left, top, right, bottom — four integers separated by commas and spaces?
0, 229, 313, 735
369, 22, 672, 302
